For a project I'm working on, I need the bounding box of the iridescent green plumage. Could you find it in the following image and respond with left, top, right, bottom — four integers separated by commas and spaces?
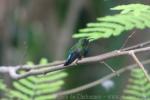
64, 39, 89, 66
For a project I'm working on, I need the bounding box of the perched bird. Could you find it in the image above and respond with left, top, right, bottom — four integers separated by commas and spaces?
64, 38, 89, 66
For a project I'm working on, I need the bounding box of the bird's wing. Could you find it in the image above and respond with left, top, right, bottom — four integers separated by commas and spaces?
64, 51, 79, 66
83, 48, 89, 57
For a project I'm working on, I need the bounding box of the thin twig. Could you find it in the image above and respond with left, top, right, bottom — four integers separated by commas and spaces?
20, 40, 150, 70
53, 59, 150, 97
100, 61, 119, 76
120, 31, 136, 49
18, 40, 150, 70
129, 51, 150, 82
13, 46, 150, 79
121, 40, 150, 51
0, 44, 150, 79
19, 42, 28, 66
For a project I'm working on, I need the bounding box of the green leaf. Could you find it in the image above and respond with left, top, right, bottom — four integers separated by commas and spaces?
8, 58, 68, 100
121, 68, 150, 100
73, 4, 150, 41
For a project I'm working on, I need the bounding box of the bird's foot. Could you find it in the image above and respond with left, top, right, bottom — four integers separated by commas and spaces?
75, 59, 79, 65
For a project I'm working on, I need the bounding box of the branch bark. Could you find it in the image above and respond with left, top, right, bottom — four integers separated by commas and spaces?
15, 46, 150, 79
0, 45, 150, 79
53, 59, 150, 97
129, 51, 150, 82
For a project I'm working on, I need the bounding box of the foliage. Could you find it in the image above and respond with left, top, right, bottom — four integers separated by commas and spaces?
0, 79, 6, 91
8, 58, 68, 100
0, 79, 7, 99
122, 68, 150, 100
73, 4, 150, 41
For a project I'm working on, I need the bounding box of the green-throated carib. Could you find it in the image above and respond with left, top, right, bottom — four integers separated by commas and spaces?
64, 38, 89, 66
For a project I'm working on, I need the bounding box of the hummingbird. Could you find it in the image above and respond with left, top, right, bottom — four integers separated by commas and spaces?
64, 38, 89, 66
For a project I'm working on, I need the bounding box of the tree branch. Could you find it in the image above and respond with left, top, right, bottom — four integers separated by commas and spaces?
15, 46, 150, 79
53, 59, 150, 97
121, 40, 150, 51
129, 51, 150, 82
0, 45, 149, 79
22, 40, 150, 70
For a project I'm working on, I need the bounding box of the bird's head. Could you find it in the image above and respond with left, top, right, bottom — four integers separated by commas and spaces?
79, 38, 89, 47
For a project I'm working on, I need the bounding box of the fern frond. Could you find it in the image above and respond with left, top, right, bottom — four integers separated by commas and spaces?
9, 58, 68, 100
0, 78, 9, 99
0, 79, 6, 91
122, 68, 150, 100
73, 4, 150, 41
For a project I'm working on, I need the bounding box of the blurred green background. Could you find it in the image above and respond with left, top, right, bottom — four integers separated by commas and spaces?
0, 0, 150, 100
